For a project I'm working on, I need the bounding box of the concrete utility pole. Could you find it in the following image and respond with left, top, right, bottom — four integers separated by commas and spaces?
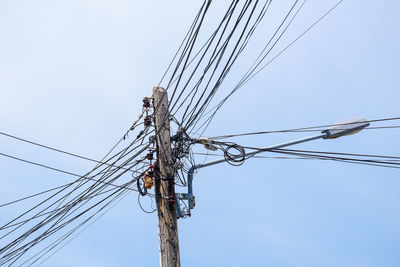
153, 86, 181, 267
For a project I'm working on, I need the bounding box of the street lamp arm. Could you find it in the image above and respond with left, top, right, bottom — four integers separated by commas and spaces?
179, 117, 369, 218
195, 117, 370, 169
196, 133, 327, 169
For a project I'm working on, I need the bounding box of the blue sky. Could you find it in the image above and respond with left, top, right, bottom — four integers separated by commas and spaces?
0, 0, 399, 266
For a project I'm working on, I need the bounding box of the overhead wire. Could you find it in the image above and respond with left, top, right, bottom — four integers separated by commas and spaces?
1, 0, 358, 264
0, 19, 199, 262
191, 0, 304, 134
0, 135, 149, 255
34, 185, 134, 266
157, 1, 210, 88
182, 1, 261, 130
169, 0, 239, 115
207, 117, 400, 139
0, 3, 199, 263
238, 145, 400, 169
0, 163, 143, 265
194, 0, 345, 135
0, 152, 136, 191
0, 177, 138, 265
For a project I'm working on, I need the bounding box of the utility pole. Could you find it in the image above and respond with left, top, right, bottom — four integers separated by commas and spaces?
153, 86, 181, 267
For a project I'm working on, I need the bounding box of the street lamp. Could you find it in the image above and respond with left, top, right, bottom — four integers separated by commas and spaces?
176, 117, 370, 217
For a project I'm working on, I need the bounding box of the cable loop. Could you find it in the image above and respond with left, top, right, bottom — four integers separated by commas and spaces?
223, 143, 246, 166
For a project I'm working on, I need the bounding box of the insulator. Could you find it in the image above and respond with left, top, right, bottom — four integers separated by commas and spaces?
143, 97, 151, 108
146, 152, 154, 160
144, 116, 152, 127
136, 130, 144, 139
168, 194, 176, 204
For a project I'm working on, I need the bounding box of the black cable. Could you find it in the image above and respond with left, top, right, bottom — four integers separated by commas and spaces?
0, 142, 146, 243
0, 185, 123, 231
0, 178, 137, 265
239, 144, 400, 168
192, 0, 306, 134
241, 0, 344, 88
157, 1, 209, 88
137, 194, 156, 214
166, 4, 238, 101
33, 187, 133, 266
0, 185, 67, 209
0, 166, 142, 263
223, 143, 246, 166
192, 151, 400, 162
136, 176, 147, 196
169, 0, 239, 115
0, 130, 137, 172
267, 149, 400, 170
1, 98, 163, 264
178, 0, 255, 122
31, 187, 134, 266
182, 1, 256, 130
0, 1, 295, 263
166, 0, 209, 91
192, 151, 316, 160
0, 152, 136, 191
168, 0, 212, 104
207, 117, 400, 139
274, 148, 400, 161
194, 0, 345, 134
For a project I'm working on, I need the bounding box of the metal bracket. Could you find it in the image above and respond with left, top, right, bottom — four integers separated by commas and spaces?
176, 193, 195, 209
175, 166, 196, 219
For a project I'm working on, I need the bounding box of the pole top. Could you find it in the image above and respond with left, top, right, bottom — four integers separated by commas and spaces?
153, 86, 166, 93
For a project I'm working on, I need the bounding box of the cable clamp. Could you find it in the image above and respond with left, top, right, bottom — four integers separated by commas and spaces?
196, 137, 218, 151
204, 143, 218, 151
196, 137, 213, 145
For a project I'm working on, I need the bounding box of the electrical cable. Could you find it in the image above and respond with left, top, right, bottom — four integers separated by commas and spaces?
0, 152, 136, 191
0, 130, 137, 172
207, 117, 400, 139
0, 169, 142, 264
187, 0, 303, 135
194, 0, 345, 135
182, 1, 258, 130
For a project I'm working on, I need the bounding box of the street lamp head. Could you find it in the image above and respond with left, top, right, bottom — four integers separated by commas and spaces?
322, 117, 370, 139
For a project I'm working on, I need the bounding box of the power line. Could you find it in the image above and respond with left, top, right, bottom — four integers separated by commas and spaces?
268, 149, 400, 169
241, 0, 344, 88
1, 166, 142, 261
192, 151, 319, 160
207, 117, 400, 139
34, 187, 133, 266
274, 148, 400, 161
0, 130, 139, 172
0, 152, 136, 191
193, 0, 345, 134
0, 133, 152, 264
0, 184, 68, 208
239, 145, 400, 169
182, 1, 269, 131
0, 180, 136, 265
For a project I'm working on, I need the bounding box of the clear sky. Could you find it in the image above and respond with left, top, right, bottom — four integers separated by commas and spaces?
0, 0, 399, 266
